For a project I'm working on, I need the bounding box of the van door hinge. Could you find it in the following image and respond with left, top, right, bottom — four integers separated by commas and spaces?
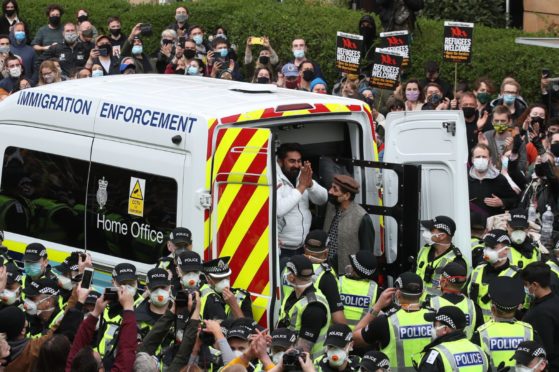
442, 121, 456, 136
199, 193, 212, 209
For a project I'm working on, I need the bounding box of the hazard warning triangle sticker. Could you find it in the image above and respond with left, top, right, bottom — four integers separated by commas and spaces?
130, 180, 143, 200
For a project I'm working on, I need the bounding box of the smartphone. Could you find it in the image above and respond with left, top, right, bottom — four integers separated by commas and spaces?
162, 39, 174, 46
251, 36, 264, 45
140, 23, 153, 37
175, 290, 188, 307
99, 48, 108, 57
81, 268, 94, 289
103, 287, 119, 301
542, 68, 550, 78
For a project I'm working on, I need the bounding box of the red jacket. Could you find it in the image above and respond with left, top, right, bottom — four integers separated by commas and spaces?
65, 310, 137, 372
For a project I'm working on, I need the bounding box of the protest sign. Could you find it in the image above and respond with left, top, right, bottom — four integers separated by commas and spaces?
379, 30, 410, 68
370, 48, 404, 90
336, 32, 363, 74
443, 21, 474, 63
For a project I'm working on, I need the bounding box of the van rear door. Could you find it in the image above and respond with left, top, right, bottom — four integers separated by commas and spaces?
209, 127, 276, 327
383, 110, 471, 266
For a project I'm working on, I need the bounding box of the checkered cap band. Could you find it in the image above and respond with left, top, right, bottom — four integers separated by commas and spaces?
286, 262, 297, 276
350, 254, 375, 277
29, 281, 59, 295
441, 272, 466, 284
436, 314, 456, 329
434, 223, 451, 235
205, 259, 230, 274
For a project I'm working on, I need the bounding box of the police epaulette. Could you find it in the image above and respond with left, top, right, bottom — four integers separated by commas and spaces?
452, 246, 463, 257
321, 263, 332, 271
385, 307, 399, 317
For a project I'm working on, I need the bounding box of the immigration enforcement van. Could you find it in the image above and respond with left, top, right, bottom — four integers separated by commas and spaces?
0, 75, 469, 326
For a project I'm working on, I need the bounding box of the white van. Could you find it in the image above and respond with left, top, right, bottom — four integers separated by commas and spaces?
0, 75, 468, 326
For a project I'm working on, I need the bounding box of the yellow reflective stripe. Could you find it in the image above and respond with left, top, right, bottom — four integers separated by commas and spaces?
252, 282, 269, 324
211, 129, 242, 181
4, 239, 68, 264
237, 109, 266, 122
324, 103, 351, 113
233, 226, 269, 290
281, 109, 311, 117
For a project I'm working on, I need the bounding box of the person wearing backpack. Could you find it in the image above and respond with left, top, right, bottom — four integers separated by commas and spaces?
374, 0, 423, 32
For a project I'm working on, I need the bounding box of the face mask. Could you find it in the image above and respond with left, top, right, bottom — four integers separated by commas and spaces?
293, 49, 305, 59
110, 28, 121, 36
124, 284, 137, 297
256, 76, 270, 84
483, 247, 505, 264
14, 31, 25, 42
327, 347, 347, 367
259, 56, 270, 65
272, 351, 284, 365
43, 74, 55, 84
175, 14, 188, 23
57, 274, 73, 290
524, 285, 535, 301
503, 94, 516, 105
218, 48, 228, 58
473, 157, 489, 172
0, 45, 9, 54
99, 44, 112, 57
184, 49, 196, 59
214, 278, 230, 294
511, 230, 527, 244
77, 15, 88, 23
193, 35, 203, 45
302, 70, 315, 82
9, 66, 21, 78
285, 80, 298, 89
501, 156, 509, 169
92, 69, 103, 78
0, 289, 19, 305
422, 230, 434, 245
23, 296, 53, 316
232, 350, 243, 358
550, 143, 559, 157
132, 45, 143, 55
431, 325, 446, 341
493, 122, 509, 134
49, 16, 61, 27
462, 107, 476, 118
328, 194, 341, 206
184, 66, 197, 75
181, 272, 200, 288
175, 68, 185, 75
515, 359, 543, 372
476, 92, 491, 104
64, 32, 79, 44
150, 288, 170, 307
405, 90, 419, 101
5, 9, 15, 17
216, 33, 227, 40
24, 262, 43, 278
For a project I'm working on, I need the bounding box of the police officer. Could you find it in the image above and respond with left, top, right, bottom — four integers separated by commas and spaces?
277, 255, 330, 359
416, 216, 466, 296
338, 250, 379, 330
510, 340, 548, 371
96, 263, 142, 364
418, 306, 489, 371
0, 262, 22, 308
507, 208, 541, 269
176, 250, 203, 290
156, 227, 193, 295
315, 324, 359, 372
21, 243, 57, 296
467, 229, 521, 323
353, 272, 432, 370
473, 276, 534, 370
269, 328, 297, 365
0, 230, 14, 266
359, 351, 391, 372
135, 268, 172, 339
470, 212, 487, 268
202, 256, 252, 319
53, 252, 80, 308
22, 278, 64, 338
426, 262, 482, 340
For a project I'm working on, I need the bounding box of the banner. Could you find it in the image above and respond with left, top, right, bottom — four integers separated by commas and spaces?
379, 30, 410, 68
370, 48, 404, 90
443, 21, 474, 63
336, 32, 363, 74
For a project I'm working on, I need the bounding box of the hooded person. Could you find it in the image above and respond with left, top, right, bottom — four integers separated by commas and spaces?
358, 15, 376, 61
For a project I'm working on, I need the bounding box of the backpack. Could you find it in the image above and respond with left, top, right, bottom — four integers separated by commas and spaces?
404, 0, 424, 12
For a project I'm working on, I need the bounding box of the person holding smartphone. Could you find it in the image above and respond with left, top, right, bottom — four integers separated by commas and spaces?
84, 35, 120, 75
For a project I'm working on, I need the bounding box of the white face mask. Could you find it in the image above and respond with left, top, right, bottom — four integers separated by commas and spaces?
271, 351, 284, 364
232, 350, 243, 358
483, 247, 506, 264
23, 296, 54, 316
327, 347, 348, 367
431, 325, 446, 341
124, 284, 137, 297
0, 288, 19, 305
515, 359, 543, 372
150, 288, 170, 307
9, 66, 21, 78
422, 230, 434, 245
511, 230, 527, 244
473, 157, 489, 172
214, 278, 230, 294
57, 274, 73, 291
181, 272, 200, 288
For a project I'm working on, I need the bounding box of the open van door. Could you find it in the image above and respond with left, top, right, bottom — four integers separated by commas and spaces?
383, 110, 471, 267
209, 127, 276, 327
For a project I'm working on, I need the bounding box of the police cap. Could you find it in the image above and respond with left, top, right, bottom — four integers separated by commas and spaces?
510, 340, 547, 366
424, 305, 466, 330
360, 351, 390, 372
483, 229, 511, 248
203, 256, 232, 278
324, 323, 353, 348
349, 250, 377, 279
286, 255, 314, 278
421, 215, 456, 236
488, 276, 525, 311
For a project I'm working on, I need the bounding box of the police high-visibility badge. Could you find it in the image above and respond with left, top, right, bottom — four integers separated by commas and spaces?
128, 177, 145, 217
96, 177, 108, 210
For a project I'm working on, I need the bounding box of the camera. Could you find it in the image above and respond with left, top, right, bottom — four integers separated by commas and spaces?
162, 39, 174, 46
140, 23, 153, 37
103, 287, 119, 302
199, 323, 216, 346
283, 348, 306, 371
429, 94, 442, 106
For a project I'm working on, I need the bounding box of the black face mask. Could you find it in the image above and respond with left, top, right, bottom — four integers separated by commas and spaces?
550, 143, 559, 157
258, 56, 270, 65
77, 15, 88, 23
110, 28, 121, 37
531, 116, 544, 126
360, 26, 374, 39
302, 70, 315, 83
462, 107, 476, 118
328, 194, 340, 206
98, 44, 112, 57
534, 163, 550, 178
175, 69, 185, 75
183, 49, 196, 59
256, 76, 270, 84
49, 15, 61, 27
5, 9, 15, 17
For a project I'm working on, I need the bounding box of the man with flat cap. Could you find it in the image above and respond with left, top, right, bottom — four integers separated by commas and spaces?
156, 227, 193, 294
418, 306, 489, 371
338, 250, 379, 330
416, 215, 466, 296
353, 272, 432, 370
426, 262, 482, 340
324, 174, 375, 273
201, 256, 252, 320
473, 276, 534, 370
507, 208, 541, 269
468, 229, 521, 323
315, 323, 359, 372
360, 350, 391, 372
511, 340, 548, 371
277, 254, 330, 359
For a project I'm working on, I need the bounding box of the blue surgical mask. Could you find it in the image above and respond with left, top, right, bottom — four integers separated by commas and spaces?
14, 31, 25, 42
193, 35, 203, 45
293, 49, 305, 59
218, 48, 228, 58
503, 94, 516, 105
24, 262, 43, 278
187, 66, 199, 75
92, 69, 103, 78
131, 45, 143, 55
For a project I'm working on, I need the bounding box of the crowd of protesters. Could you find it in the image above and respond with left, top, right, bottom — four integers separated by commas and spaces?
0, 0, 559, 371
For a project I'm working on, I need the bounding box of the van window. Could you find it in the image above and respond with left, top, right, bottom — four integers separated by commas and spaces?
86, 163, 178, 264
0, 147, 88, 246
